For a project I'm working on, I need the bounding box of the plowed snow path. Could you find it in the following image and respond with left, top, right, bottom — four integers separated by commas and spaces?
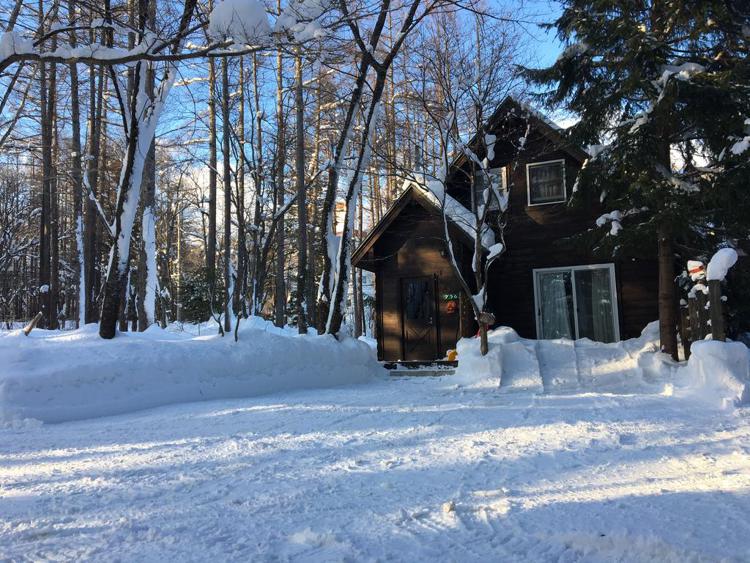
2, 377, 750, 562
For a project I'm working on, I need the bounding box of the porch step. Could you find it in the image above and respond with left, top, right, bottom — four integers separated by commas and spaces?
384, 360, 457, 377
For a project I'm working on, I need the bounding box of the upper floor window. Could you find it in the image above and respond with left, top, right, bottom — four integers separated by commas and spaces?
527, 159, 566, 205
474, 166, 506, 211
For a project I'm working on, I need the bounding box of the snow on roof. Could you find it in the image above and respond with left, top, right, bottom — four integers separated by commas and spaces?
404, 177, 495, 251
514, 99, 563, 132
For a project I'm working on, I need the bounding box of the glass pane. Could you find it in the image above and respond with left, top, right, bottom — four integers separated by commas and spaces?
574, 268, 616, 342
537, 271, 575, 339
529, 162, 564, 204
405, 279, 432, 321
474, 168, 504, 210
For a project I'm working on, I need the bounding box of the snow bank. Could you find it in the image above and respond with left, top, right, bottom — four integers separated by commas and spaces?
0, 317, 382, 424
455, 322, 666, 393
679, 340, 750, 408
454, 327, 543, 392
454, 321, 750, 407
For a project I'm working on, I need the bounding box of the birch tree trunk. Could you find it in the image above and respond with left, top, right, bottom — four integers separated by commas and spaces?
137, 0, 157, 331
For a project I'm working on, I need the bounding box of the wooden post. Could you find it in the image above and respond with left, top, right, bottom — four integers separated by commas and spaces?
23, 312, 43, 336
688, 295, 700, 347
679, 304, 691, 360
696, 291, 709, 339
708, 279, 725, 341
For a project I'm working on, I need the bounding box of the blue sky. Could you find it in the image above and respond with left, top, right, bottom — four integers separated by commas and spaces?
498, 0, 578, 126
505, 0, 565, 67
156, 1, 572, 153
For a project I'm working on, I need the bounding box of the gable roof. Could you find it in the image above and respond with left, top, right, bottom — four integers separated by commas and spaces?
453, 97, 589, 170
351, 178, 493, 268
352, 99, 588, 269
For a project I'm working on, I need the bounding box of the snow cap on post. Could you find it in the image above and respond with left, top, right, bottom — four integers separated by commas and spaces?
687, 260, 705, 281
706, 248, 738, 282
209, 0, 272, 46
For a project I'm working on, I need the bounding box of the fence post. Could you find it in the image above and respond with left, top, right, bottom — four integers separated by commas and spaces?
696, 290, 709, 339
708, 279, 725, 341
688, 295, 699, 347
679, 302, 691, 360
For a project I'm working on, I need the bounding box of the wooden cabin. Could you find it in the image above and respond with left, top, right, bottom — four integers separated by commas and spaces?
353, 98, 659, 362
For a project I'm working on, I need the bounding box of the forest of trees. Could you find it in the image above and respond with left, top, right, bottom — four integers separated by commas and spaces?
2, 0, 746, 355
0, 0, 529, 337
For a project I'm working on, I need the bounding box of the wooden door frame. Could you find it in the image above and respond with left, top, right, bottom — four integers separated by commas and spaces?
399, 274, 441, 361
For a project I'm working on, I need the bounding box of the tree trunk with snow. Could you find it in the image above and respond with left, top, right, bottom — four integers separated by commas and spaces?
316, 55, 372, 333
99, 61, 178, 338
234, 57, 246, 318
326, 91, 384, 335
137, 0, 157, 331
222, 56, 232, 334
323, 0, 424, 335
306, 67, 322, 330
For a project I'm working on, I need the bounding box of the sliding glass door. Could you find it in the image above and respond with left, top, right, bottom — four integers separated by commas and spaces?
536, 270, 575, 339
534, 264, 619, 343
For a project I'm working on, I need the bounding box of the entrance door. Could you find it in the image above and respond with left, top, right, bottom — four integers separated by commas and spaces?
401, 276, 438, 360
534, 264, 620, 343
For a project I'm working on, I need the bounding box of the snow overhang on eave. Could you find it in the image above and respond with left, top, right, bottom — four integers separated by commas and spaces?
352, 179, 493, 271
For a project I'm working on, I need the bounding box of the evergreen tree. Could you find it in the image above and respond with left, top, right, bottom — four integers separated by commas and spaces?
526, 0, 749, 359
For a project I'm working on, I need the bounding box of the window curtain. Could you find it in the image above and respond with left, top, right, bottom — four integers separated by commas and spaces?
538, 267, 616, 343
589, 269, 615, 342
538, 271, 574, 339
529, 162, 564, 203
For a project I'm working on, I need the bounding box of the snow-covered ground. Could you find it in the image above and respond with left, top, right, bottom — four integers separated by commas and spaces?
2, 375, 750, 562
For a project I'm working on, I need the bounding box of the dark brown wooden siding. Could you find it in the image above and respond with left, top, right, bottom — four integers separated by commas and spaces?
359, 105, 659, 359
372, 200, 474, 361
483, 130, 658, 339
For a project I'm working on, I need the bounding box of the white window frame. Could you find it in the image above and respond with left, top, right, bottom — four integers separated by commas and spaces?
532, 263, 620, 342
526, 159, 567, 206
